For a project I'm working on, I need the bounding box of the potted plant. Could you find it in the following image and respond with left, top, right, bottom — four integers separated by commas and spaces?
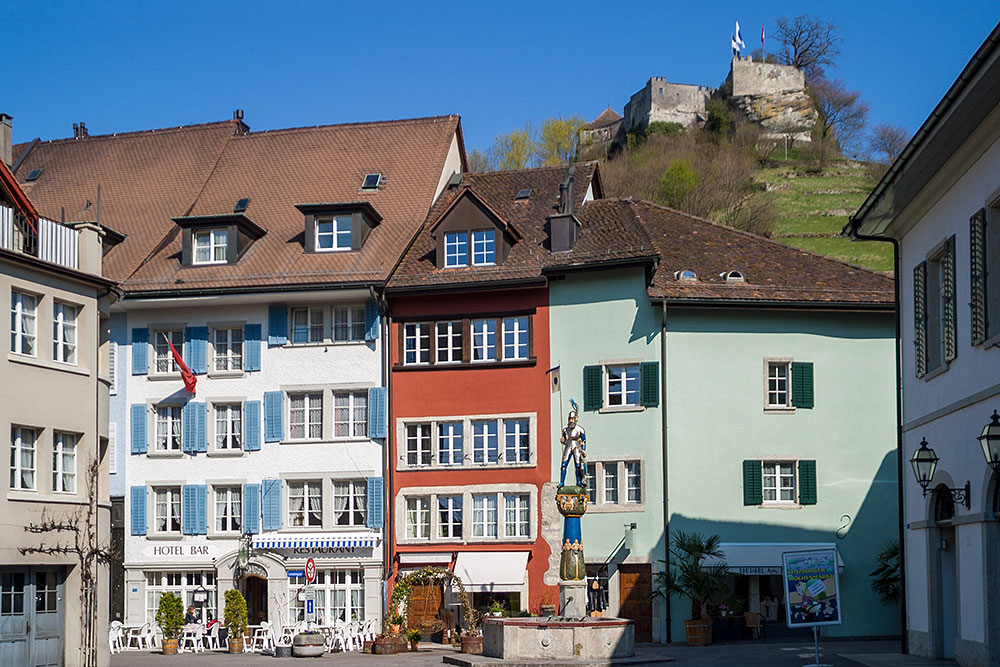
407, 628, 421, 652
460, 628, 483, 655
388, 611, 404, 635
488, 600, 507, 617
373, 632, 398, 655
539, 589, 557, 617
869, 539, 900, 605
292, 629, 325, 657
223, 589, 248, 654
155, 592, 184, 655
653, 531, 729, 647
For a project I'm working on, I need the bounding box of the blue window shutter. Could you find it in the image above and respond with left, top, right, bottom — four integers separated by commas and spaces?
184, 327, 208, 374
130, 486, 147, 536
196, 485, 208, 534
368, 387, 387, 439
261, 478, 283, 531
182, 402, 198, 454
244, 324, 262, 372
243, 483, 261, 534
130, 404, 147, 454
244, 400, 262, 451
263, 392, 284, 442
197, 402, 208, 452
182, 485, 198, 534
366, 477, 384, 529
365, 301, 380, 342
268, 306, 288, 346
131, 328, 148, 375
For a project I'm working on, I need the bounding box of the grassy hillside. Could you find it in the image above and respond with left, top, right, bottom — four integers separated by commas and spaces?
757, 158, 893, 273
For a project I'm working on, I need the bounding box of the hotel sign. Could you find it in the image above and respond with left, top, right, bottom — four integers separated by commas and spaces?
732, 566, 783, 575
142, 543, 221, 560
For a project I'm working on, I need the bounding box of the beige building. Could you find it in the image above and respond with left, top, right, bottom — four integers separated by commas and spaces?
1, 117, 117, 667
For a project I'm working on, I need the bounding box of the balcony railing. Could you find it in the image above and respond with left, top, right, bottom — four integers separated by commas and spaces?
1, 204, 78, 270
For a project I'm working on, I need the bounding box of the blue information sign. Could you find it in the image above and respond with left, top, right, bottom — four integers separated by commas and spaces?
306, 599, 314, 615
287, 570, 305, 578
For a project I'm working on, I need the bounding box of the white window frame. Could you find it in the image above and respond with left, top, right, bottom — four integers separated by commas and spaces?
503, 493, 530, 538
10, 290, 37, 357
437, 422, 463, 466
10, 426, 37, 491
586, 459, 644, 512
765, 359, 792, 410
214, 403, 242, 450
145, 571, 216, 624
332, 305, 366, 343
52, 431, 77, 494
396, 484, 536, 545
435, 321, 463, 364
405, 423, 432, 467
438, 495, 462, 538
52, 301, 78, 365
288, 392, 323, 440
333, 392, 367, 438
214, 485, 242, 533
472, 229, 496, 266
154, 487, 182, 534
502, 317, 529, 360
213, 327, 243, 372
604, 463, 619, 503
503, 419, 530, 464
403, 323, 430, 365
193, 228, 228, 265
625, 461, 642, 504
472, 420, 498, 464
762, 460, 797, 505
472, 494, 498, 538
396, 412, 536, 471
444, 231, 469, 268
288, 480, 323, 527
154, 405, 182, 452
315, 215, 352, 252
153, 330, 184, 375
332, 480, 367, 527
291, 307, 325, 344
606, 364, 640, 407
287, 569, 364, 624
405, 496, 430, 539
471, 319, 497, 362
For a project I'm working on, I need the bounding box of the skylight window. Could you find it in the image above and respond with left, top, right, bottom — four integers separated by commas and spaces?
25, 169, 42, 182
234, 197, 250, 213
674, 269, 697, 282
361, 173, 382, 190
721, 270, 745, 283
516, 189, 532, 200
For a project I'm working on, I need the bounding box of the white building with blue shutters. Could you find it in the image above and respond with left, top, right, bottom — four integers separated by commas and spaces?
122, 296, 387, 628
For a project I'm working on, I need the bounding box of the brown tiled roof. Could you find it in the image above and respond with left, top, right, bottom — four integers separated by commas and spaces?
386, 164, 657, 292
584, 108, 623, 129
13, 121, 239, 282
635, 201, 894, 306
14, 116, 461, 292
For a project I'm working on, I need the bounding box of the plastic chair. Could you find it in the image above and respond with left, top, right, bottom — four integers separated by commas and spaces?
108, 621, 124, 654
204, 623, 221, 650
249, 620, 274, 652
179, 625, 205, 653
744, 611, 764, 640
125, 623, 149, 650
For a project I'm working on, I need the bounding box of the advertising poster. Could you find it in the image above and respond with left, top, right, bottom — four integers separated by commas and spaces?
782, 549, 842, 628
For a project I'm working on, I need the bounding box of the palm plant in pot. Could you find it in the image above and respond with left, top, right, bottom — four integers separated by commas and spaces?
223, 589, 248, 653
653, 531, 729, 646
155, 592, 184, 655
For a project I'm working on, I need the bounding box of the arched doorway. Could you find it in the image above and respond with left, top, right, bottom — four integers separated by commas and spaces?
932, 485, 957, 659
240, 574, 268, 626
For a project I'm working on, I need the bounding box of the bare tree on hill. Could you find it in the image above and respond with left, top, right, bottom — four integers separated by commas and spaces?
810, 77, 869, 164
775, 15, 842, 80
868, 123, 909, 164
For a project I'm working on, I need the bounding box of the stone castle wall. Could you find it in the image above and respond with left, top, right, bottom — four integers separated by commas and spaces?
730, 57, 806, 96
725, 56, 816, 143
623, 78, 712, 132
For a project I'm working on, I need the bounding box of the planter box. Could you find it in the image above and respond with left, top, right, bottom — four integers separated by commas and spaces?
684, 619, 712, 646
162, 637, 178, 655
372, 637, 398, 655
461, 635, 483, 654
227, 636, 244, 654
292, 633, 325, 657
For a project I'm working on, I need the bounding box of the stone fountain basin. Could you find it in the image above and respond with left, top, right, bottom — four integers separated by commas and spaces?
482, 617, 635, 661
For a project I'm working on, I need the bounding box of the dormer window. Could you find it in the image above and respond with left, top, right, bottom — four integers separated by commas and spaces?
472, 230, 496, 265
193, 229, 228, 265
316, 215, 353, 252
444, 232, 469, 267
430, 188, 520, 270
442, 230, 497, 268
675, 269, 697, 282
722, 270, 745, 283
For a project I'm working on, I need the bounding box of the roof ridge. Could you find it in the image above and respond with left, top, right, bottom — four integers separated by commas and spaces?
241, 114, 460, 137
468, 162, 586, 177
19, 120, 238, 147
635, 199, 893, 280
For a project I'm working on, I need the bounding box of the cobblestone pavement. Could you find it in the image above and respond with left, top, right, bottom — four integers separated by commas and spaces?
110, 640, 956, 667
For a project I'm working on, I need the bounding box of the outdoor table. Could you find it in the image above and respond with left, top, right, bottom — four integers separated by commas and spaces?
712, 615, 746, 642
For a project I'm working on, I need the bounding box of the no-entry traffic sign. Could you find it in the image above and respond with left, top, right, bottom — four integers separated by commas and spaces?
305, 557, 316, 583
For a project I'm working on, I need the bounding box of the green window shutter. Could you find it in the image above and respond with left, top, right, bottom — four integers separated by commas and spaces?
798, 460, 817, 505
971, 210, 987, 345
914, 262, 928, 378
583, 365, 603, 411
790, 362, 814, 409
742, 460, 762, 505
943, 238, 957, 363
639, 362, 659, 407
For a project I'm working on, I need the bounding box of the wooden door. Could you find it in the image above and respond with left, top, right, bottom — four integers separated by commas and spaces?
618, 564, 652, 642
407, 585, 442, 632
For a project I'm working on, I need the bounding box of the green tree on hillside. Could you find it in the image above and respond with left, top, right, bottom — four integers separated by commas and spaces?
538, 116, 585, 165
490, 124, 537, 170
660, 158, 698, 209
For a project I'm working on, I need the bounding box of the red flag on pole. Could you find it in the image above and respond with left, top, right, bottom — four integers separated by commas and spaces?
761, 24, 765, 46
164, 334, 197, 395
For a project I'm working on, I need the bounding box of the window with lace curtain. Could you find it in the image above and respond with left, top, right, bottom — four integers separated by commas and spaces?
288, 481, 323, 527
332, 480, 367, 526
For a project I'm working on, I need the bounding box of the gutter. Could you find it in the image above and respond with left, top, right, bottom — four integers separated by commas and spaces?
650, 297, 893, 312
0, 247, 119, 289
847, 219, 907, 655
121, 280, 384, 300
369, 285, 394, 620
384, 277, 546, 296
660, 301, 671, 644
541, 255, 659, 276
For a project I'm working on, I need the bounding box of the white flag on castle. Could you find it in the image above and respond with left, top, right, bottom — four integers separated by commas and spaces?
731, 34, 740, 56
735, 21, 747, 49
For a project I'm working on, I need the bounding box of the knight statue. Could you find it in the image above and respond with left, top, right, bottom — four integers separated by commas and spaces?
558, 399, 587, 489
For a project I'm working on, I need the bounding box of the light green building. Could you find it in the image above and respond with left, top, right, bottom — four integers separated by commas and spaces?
548, 199, 900, 643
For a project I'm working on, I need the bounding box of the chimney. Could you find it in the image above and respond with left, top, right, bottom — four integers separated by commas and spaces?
0, 113, 12, 167
549, 165, 581, 253
73, 122, 88, 139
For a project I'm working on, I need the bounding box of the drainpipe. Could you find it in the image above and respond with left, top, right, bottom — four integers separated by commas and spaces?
370, 286, 393, 620
660, 301, 671, 643
847, 221, 906, 655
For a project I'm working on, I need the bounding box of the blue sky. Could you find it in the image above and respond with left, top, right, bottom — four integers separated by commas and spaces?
1, 1, 996, 153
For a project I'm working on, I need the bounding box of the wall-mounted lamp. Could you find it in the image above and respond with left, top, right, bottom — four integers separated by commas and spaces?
978, 409, 1000, 471
908, 437, 970, 509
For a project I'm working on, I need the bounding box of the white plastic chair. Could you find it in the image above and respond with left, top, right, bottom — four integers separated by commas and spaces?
179, 624, 205, 653
204, 623, 221, 650
108, 621, 124, 654
249, 620, 274, 653
125, 623, 149, 650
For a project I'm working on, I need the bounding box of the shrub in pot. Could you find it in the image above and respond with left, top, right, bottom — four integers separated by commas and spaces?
223, 589, 248, 653
373, 633, 398, 655
155, 592, 184, 655
292, 629, 325, 657
407, 629, 421, 652
653, 531, 729, 647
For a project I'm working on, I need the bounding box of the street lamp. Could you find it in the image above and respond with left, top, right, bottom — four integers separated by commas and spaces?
908, 437, 970, 509
978, 410, 1000, 471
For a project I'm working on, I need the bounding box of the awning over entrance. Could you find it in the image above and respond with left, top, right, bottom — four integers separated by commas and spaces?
252, 534, 379, 550
704, 543, 845, 575
453, 551, 529, 593
399, 552, 452, 565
